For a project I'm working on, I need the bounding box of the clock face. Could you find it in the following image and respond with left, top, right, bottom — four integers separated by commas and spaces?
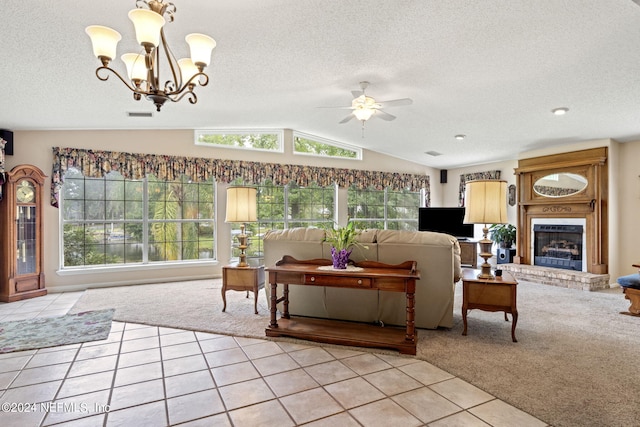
16, 180, 35, 203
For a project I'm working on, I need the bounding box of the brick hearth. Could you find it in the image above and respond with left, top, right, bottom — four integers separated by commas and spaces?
499, 263, 611, 291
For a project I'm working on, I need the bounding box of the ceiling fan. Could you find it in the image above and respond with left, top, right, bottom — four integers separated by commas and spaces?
321, 81, 413, 125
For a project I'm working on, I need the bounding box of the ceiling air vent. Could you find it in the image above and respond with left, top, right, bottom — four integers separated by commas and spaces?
425, 151, 442, 157
127, 112, 154, 118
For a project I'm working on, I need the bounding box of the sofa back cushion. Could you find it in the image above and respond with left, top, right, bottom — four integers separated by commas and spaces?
263, 227, 326, 268
376, 230, 462, 282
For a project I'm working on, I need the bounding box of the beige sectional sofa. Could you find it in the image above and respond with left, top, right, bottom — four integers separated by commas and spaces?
263, 227, 462, 329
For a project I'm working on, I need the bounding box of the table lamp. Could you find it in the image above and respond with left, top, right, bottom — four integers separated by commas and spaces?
225, 186, 257, 267
463, 180, 508, 279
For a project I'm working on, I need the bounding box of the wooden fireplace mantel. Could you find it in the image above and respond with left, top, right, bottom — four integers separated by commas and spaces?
514, 147, 608, 274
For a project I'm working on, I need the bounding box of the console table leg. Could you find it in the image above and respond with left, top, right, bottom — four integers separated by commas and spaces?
511, 310, 518, 342
405, 291, 415, 342
269, 282, 278, 328
283, 284, 290, 319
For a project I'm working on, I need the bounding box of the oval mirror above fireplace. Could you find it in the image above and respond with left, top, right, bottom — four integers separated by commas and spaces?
533, 172, 588, 198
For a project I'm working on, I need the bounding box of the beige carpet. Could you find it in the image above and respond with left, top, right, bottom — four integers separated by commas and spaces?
70, 278, 640, 427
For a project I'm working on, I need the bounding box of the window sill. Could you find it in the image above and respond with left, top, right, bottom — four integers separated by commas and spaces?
56, 259, 219, 276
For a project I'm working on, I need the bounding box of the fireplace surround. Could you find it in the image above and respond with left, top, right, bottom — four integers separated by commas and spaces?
514, 147, 608, 275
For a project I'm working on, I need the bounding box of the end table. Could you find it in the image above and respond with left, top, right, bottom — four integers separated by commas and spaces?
461, 268, 519, 342
222, 264, 265, 314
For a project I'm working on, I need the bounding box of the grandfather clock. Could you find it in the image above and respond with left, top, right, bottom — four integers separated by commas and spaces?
0, 164, 47, 302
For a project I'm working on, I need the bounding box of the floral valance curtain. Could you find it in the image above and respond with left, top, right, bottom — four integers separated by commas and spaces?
51, 147, 430, 207
458, 170, 501, 207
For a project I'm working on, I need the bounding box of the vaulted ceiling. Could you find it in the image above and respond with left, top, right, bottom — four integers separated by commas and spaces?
3, 0, 640, 168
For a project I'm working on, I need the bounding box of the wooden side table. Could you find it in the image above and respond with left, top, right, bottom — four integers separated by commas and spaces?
461, 268, 519, 342
222, 264, 265, 314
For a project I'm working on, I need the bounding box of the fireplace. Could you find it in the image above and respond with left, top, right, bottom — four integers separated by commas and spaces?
533, 224, 584, 271
514, 147, 608, 275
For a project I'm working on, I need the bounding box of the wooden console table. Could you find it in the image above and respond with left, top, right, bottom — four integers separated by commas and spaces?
265, 255, 420, 355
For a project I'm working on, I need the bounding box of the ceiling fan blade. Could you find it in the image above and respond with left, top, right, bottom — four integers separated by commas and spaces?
339, 114, 356, 124
375, 110, 396, 121
378, 98, 413, 107
317, 106, 354, 109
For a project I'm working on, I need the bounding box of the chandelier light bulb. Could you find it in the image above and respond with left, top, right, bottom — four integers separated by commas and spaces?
128, 8, 166, 49
186, 34, 217, 69
85, 26, 122, 62
121, 53, 147, 82
178, 58, 199, 85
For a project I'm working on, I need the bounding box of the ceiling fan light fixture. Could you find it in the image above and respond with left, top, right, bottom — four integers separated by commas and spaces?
354, 107, 375, 121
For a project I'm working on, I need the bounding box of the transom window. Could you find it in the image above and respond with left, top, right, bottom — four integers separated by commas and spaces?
347, 187, 421, 230
61, 169, 215, 268
293, 132, 361, 160
195, 130, 283, 152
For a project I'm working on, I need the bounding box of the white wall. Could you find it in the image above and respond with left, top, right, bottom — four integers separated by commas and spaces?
4, 129, 438, 292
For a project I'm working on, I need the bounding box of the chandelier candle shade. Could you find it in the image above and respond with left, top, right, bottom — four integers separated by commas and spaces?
85, 0, 216, 111
225, 186, 257, 268
463, 180, 509, 279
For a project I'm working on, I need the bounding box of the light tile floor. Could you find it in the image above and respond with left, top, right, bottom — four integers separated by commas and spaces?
0, 292, 548, 426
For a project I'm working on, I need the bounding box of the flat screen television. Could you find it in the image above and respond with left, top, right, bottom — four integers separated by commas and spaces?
418, 207, 475, 239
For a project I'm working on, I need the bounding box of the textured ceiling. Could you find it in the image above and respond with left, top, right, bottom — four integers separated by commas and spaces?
3, 0, 640, 168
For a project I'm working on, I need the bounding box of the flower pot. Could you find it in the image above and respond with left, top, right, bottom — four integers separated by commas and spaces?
331, 247, 352, 269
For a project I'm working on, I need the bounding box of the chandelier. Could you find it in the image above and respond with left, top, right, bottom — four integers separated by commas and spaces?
85, 0, 216, 112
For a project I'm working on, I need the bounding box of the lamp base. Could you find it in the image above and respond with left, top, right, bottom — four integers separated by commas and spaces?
477, 229, 495, 280
236, 223, 249, 268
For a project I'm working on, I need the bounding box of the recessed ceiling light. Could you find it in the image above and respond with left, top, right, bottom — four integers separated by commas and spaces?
551, 107, 569, 116
454, 134, 466, 140
425, 151, 442, 157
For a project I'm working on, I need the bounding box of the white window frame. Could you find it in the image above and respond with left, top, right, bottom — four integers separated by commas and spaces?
194, 129, 284, 153
57, 170, 217, 274
292, 131, 362, 160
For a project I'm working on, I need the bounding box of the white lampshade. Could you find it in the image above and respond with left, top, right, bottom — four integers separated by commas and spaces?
225, 187, 257, 223
178, 58, 199, 85
121, 53, 147, 82
463, 180, 508, 225
128, 8, 165, 48
185, 33, 216, 68
354, 107, 375, 121
85, 25, 122, 60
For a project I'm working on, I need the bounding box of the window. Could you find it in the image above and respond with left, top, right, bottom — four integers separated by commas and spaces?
293, 132, 361, 160
61, 169, 215, 268
348, 187, 421, 230
232, 181, 336, 264
195, 130, 283, 152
